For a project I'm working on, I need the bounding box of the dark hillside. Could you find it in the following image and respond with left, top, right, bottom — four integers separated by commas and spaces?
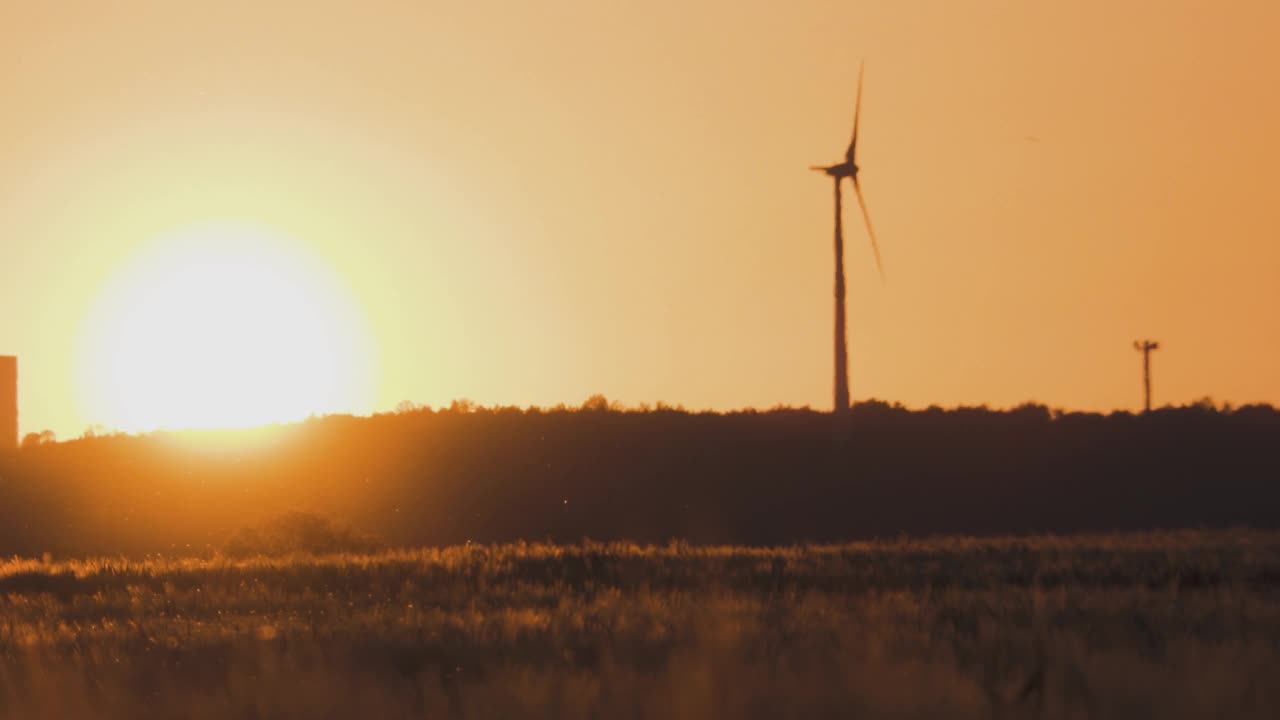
0, 401, 1276, 556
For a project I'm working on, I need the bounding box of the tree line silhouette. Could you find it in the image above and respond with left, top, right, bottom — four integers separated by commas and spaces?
0, 398, 1276, 557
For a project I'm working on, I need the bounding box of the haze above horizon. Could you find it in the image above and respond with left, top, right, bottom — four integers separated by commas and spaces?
2, 1, 1278, 438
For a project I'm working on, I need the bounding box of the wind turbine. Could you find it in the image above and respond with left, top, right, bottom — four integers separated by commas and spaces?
812, 62, 883, 414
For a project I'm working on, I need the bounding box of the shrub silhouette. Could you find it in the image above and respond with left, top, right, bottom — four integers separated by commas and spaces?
20, 430, 56, 449
225, 511, 382, 558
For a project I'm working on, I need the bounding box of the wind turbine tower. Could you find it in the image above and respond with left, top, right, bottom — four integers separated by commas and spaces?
811, 62, 883, 414
1133, 340, 1159, 413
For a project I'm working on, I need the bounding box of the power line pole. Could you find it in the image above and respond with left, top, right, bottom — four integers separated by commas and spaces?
0, 356, 15, 450
1133, 340, 1159, 413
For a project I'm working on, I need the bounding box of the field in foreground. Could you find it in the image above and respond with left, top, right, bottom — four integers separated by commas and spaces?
1, 532, 1278, 719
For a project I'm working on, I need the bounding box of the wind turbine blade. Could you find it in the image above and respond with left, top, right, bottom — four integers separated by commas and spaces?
851, 176, 884, 280
846, 61, 864, 164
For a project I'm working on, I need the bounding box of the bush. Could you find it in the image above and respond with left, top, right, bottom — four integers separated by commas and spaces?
225, 511, 383, 558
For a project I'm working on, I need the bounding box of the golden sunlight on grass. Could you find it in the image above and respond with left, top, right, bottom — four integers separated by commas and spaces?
75, 221, 375, 432
0, 532, 1276, 719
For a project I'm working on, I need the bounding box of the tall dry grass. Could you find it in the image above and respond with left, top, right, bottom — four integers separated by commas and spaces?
0, 530, 1277, 718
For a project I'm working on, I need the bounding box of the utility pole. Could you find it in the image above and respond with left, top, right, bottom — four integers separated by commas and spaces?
1133, 340, 1159, 413
0, 356, 15, 450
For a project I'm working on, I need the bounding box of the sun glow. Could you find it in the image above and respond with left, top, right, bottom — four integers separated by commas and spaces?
78, 222, 375, 432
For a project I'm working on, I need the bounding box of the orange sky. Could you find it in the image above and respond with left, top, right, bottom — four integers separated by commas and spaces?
2, 1, 1278, 438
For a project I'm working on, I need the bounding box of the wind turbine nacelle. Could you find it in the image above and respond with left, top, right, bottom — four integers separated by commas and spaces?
815, 162, 858, 179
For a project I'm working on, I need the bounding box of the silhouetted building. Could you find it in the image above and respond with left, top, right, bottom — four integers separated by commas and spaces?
0, 356, 14, 450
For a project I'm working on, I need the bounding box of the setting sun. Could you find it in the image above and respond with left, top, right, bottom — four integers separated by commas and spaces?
76, 222, 375, 432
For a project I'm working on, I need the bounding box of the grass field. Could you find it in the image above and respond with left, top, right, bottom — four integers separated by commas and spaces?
1, 531, 1278, 719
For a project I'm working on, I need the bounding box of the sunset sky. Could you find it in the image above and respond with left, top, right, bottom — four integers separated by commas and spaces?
2, 1, 1278, 438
